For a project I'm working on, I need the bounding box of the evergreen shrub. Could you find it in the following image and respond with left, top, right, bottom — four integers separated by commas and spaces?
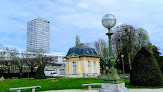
35, 65, 46, 79
130, 47, 163, 86
158, 56, 163, 74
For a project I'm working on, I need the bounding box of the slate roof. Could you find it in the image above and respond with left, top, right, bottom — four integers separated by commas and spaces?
65, 45, 99, 57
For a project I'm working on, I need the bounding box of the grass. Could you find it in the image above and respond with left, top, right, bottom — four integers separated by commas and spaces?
0, 78, 163, 92
0, 78, 103, 92
123, 78, 163, 89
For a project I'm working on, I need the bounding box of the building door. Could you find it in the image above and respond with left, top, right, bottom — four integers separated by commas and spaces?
73, 62, 76, 74
88, 61, 90, 73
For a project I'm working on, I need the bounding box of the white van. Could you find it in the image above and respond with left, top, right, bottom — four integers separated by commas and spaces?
44, 70, 58, 77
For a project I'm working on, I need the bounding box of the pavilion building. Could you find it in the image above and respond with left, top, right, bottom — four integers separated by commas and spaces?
65, 43, 100, 77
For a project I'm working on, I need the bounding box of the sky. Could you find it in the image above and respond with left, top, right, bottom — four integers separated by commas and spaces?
0, 0, 163, 55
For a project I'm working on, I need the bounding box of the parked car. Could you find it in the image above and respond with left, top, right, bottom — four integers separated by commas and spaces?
44, 70, 58, 77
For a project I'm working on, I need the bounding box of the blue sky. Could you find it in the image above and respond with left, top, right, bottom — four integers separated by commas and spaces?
0, 0, 163, 55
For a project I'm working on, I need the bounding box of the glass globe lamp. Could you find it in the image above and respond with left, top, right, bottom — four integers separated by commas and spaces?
102, 14, 116, 28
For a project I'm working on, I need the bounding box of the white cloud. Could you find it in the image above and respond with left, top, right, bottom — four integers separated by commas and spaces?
77, 2, 88, 9
0, 0, 163, 54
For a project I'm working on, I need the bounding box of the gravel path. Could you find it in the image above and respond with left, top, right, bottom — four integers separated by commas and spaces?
41, 88, 163, 92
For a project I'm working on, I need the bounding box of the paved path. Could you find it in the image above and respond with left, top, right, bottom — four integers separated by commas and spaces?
42, 88, 163, 92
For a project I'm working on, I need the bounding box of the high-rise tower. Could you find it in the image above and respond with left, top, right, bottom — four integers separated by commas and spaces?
27, 18, 50, 53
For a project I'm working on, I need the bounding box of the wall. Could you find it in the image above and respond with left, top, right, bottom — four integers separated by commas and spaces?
65, 56, 100, 77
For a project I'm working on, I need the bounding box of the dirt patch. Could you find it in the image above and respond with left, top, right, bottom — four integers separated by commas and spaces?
50, 80, 59, 82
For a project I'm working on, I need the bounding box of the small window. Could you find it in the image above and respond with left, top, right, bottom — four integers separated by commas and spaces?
88, 61, 90, 73
73, 62, 76, 74
59, 69, 65, 75
53, 72, 57, 74
94, 62, 96, 73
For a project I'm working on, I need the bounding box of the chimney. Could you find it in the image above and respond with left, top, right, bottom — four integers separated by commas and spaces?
79, 43, 84, 46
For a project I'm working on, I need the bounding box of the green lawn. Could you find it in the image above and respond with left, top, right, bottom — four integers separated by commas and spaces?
0, 78, 163, 92
0, 78, 103, 92
123, 78, 163, 89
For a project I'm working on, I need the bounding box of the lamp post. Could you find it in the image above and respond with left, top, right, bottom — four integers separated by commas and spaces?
102, 14, 121, 83
121, 54, 125, 78
99, 14, 128, 92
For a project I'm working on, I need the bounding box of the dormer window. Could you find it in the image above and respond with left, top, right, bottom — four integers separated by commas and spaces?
91, 50, 94, 53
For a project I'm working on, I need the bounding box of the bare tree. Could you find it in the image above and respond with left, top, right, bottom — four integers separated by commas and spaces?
1, 60, 16, 78
24, 57, 38, 78
84, 42, 94, 48
9, 49, 25, 78
94, 39, 106, 56
134, 28, 150, 51
0, 45, 5, 60
34, 56, 53, 79
93, 38, 110, 73
112, 24, 151, 71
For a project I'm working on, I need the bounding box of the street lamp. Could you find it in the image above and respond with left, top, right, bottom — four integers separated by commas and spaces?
99, 14, 128, 92
121, 54, 125, 78
102, 14, 116, 68
102, 14, 121, 83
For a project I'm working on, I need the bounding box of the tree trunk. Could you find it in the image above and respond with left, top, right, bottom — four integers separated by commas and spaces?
19, 67, 23, 78
0, 69, 3, 77
128, 53, 132, 70
7, 69, 10, 78
102, 66, 104, 75
30, 66, 34, 78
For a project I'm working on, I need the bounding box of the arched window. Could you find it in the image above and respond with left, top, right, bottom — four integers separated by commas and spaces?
88, 61, 90, 73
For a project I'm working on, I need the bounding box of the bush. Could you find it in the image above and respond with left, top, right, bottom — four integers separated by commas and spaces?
130, 47, 163, 87
35, 65, 46, 79
158, 56, 163, 74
